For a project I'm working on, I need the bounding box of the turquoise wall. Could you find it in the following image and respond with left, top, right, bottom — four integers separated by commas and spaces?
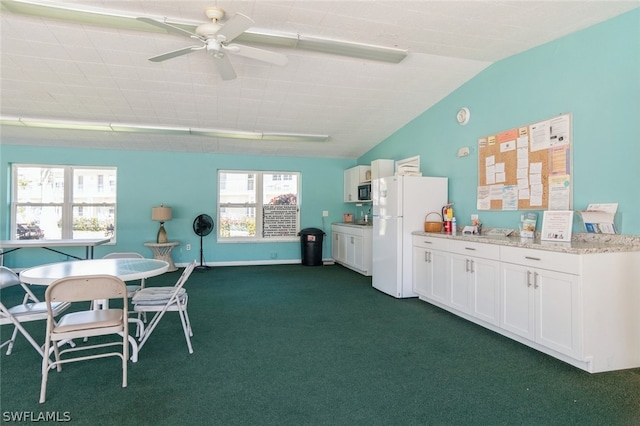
0, 146, 352, 268
2, 10, 639, 267
360, 9, 640, 235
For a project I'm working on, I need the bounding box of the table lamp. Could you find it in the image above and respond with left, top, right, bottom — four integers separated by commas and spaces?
151, 205, 172, 243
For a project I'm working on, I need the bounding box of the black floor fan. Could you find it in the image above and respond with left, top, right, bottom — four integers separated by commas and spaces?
193, 214, 214, 270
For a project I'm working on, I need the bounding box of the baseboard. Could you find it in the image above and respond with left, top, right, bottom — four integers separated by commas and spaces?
175, 258, 336, 268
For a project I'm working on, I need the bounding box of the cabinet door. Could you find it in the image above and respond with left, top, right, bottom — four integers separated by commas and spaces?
501, 263, 534, 340
430, 249, 449, 304
535, 269, 579, 357
412, 246, 430, 297
469, 257, 500, 326
345, 234, 362, 269
449, 253, 470, 313
332, 232, 345, 262
344, 169, 355, 202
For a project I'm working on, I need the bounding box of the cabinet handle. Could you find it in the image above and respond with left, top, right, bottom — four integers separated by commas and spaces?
424, 251, 429, 263
533, 272, 539, 289
465, 259, 470, 272
428, 252, 432, 263
464, 247, 476, 251
423, 240, 432, 244
350, 236, 354, 244
525, 256, 541, 261
526, 270, 533, 287
470, 260, 475, 273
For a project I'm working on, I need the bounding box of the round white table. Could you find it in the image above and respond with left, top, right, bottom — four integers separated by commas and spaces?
19, 258, 170, 364
20, 258, 170, 285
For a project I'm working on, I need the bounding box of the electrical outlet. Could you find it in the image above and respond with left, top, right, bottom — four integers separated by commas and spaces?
322, 210, 329, 217
186, 244, 191, 251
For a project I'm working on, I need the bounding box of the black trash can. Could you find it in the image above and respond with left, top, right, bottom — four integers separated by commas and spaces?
298, 228, 325, 266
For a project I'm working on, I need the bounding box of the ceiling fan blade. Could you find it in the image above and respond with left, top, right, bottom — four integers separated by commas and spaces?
225, 44, 288, 67
148, 46, 203, 62
213, 54, 237, 80
216, 13, 254, 42
136, 17, 198, 38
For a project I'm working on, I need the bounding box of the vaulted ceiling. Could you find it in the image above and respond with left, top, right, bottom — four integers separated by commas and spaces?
1, 1, 637, 158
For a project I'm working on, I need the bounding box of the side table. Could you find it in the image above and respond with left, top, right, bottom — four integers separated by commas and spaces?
144, 241, 179, 272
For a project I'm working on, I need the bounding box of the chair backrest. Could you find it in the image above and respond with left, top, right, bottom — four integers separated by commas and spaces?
46, 275, 128, 305
0, 266, 21, 290
175, 261, 196, 290
103, 252, 144, 259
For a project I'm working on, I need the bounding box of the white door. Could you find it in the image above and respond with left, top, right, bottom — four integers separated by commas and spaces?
372, 216, 401, 297
373, 176, 399, 219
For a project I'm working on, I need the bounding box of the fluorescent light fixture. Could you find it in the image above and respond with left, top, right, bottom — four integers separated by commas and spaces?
110, 123, 189, 134
262, 133, 329, 142
0, 116, 25, 127
190, 128, 263, 140
238, 31, 407, 64
0, 116, 329, 143
21, 118, 113, 131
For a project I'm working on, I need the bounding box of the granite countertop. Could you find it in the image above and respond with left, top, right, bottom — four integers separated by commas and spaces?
411, 229, 640, 254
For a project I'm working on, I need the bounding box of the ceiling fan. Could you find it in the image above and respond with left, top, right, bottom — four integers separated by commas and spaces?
2, 1, 407, 64
137, 7, 287, 80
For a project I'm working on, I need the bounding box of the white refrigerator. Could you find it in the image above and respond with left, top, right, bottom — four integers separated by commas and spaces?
372, 175, 448, 298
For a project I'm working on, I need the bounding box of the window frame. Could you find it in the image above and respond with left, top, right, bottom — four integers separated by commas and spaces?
10, 164, 117, 241
217, 170, 301, 243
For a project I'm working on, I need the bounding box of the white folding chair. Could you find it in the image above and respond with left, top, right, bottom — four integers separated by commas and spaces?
40, 275, 129, 404
133, 261, 196, 355
0, 266, 70, 358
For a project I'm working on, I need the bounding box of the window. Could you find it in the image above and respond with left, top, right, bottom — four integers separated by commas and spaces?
11, 164, 117, 240
218, 170, 300, 241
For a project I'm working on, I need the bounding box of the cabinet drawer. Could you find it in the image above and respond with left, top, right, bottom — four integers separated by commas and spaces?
332, 225, 365, 237
412, 235, 449, 251
448, 239, 500, 259
500, 246, 581, 275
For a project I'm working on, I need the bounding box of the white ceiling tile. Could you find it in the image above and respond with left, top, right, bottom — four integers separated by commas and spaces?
1, 1, 637, 158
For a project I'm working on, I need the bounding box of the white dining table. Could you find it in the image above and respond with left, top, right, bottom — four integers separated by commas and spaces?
19, 258, 170, 363
20, 258, 169, 286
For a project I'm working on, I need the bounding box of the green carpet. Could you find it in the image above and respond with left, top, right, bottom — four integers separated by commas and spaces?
1, 264, 639, 425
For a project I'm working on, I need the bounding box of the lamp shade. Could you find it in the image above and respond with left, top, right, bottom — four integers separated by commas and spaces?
152, 206, 172, 222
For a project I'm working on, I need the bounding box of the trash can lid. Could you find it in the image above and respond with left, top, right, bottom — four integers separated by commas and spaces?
299, 227, 325, 235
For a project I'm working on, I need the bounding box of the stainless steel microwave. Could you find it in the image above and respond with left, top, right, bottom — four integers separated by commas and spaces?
357, 183, 371, 200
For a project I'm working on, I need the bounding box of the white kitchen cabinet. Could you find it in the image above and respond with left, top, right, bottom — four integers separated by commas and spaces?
344, 165, 370, 202
412, 235, 449, 304
370, 159, 394, 181
411, 232, 640, 373
331, 224, 372, 276
448, 240, 500, 326
500, 247, 581, 359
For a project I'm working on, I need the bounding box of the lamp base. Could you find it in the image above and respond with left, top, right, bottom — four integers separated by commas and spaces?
157, 223, 168, 244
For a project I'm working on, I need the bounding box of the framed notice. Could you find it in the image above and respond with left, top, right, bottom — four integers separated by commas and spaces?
541, 210, 573, 242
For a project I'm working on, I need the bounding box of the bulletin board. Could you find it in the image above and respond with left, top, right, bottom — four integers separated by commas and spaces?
477, 113, 572, 211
